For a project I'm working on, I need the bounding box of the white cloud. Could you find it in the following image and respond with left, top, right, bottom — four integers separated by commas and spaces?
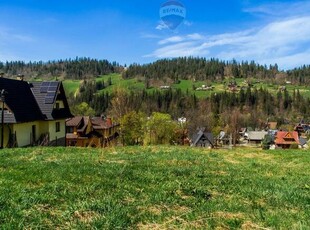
243, 1, 310, 17
184, 20, 193, 27
158, 36, 184, 45
156, 21, 169, 30
145, 41, 209, 58
187, 33, 204, 40
147, 15, 310, 70
0, 27, 35, 43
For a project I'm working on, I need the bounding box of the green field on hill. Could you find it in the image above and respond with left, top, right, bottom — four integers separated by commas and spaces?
62, 73, 310, 99
0, 147, 309, 229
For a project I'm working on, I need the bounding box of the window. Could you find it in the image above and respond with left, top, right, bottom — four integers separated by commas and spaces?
56, 122, 60, 132
56, 103, 60, 110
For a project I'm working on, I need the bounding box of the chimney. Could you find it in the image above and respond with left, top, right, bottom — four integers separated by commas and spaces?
101, 114, 106, 120
106, 118, 112, 127
17, 74, 24, 81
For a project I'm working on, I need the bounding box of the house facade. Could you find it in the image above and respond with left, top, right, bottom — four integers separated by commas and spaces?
0, 78, 72, 148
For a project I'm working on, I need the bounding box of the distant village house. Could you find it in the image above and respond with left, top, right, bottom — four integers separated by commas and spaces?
275, 131, 300, 149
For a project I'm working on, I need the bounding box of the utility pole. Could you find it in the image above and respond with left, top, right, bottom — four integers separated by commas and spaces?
1, 89, 7, 149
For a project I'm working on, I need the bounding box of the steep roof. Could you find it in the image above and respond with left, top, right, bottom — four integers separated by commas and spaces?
31, 81, 72, 120
192, 129, 214, 147
248, 131, 268, 141
0, 78, 44, 123
275, 131, 300, 145
66, 116, 84, 127
66, 116, 90, 134
91, 117, 115, 130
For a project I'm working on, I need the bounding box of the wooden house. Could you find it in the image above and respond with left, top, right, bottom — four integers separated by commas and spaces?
275, 131, 300, 149
66, 116, 119, 147
91, 117, 119, 147
0, 77, 72, 147
66, 116, 100, 147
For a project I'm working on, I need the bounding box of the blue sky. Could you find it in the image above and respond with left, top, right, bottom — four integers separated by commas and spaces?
1, 0, 310, 70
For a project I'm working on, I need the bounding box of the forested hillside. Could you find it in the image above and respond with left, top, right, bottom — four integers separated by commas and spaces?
124, 57, 310, 85
0, 57, 122, 80
1, 57, 310, 84
1, 57, 310, 129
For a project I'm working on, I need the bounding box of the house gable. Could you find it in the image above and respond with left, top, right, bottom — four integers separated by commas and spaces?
31, 81, 72, 120
191, 129, 214, 147
0, 78, 44, 123
275, 131, 300, 146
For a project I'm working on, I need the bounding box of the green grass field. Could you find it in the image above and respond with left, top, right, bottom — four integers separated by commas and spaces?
0, 146, 309, 229
62, 74, 310, 99
62, 80, 82, 96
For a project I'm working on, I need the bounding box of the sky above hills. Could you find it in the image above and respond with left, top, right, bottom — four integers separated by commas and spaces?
0, 0, 310, 70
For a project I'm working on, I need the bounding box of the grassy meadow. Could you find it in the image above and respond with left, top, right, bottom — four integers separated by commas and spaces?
0, 146, 309, 229
62, 73, 310, 99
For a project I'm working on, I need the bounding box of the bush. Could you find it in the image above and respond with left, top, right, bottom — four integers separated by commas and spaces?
290, 144, 299, 149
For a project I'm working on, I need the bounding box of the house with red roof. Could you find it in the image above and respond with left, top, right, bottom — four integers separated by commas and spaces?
275, 131, 300, 149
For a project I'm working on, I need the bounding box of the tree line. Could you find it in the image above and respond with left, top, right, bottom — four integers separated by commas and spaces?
0, 57, 121, 80
123, 57, 310, 85
1, 56, 310, 84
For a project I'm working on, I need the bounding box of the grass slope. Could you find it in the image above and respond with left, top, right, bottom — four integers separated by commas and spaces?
62, 74, 310, 99
0, 147, 309, 229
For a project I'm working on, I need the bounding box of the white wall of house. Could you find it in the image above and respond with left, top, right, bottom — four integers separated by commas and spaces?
12, 121, 41, 147
48, 119, 66, 142
3, 119, 66, 148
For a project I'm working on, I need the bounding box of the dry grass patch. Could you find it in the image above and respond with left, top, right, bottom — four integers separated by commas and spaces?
105, 160, 127, 164
176, 189, 194, 200
213, 211, 245, 220
73, 210, 99, 223
241, 221, 270, 230
223, 156, 241, 164
241, 152, 274, 160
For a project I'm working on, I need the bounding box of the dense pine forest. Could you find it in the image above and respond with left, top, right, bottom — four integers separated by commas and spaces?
1, 57, 310, 84
0, 57, 122, 79
1, 57, 310, 132
124, 57, 310, 85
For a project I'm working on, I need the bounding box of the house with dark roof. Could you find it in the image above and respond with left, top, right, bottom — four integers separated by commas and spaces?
299, 137, 309, 149
191, 128, 214, 148
275, 131, 300, 149
0, 77, 72, 147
